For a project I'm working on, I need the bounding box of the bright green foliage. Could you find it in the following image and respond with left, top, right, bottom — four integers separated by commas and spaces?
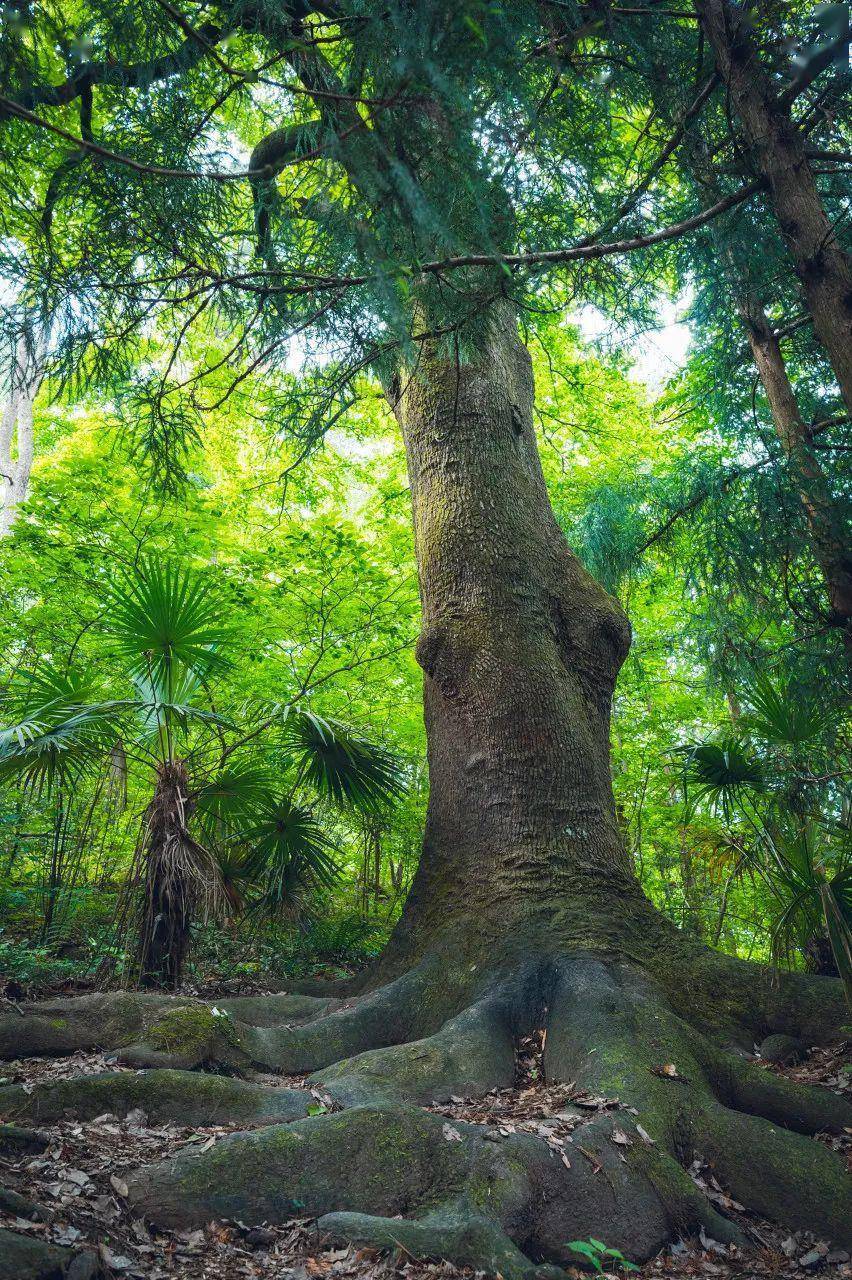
566, 1238, 639, 1274
678, 674, 852, 1004
0, 548, 407, 981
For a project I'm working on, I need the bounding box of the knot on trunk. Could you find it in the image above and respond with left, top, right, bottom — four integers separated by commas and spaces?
549, 594, 631, 692
416, 626, 469, 699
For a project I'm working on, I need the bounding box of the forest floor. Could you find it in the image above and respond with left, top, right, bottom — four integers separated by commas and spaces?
0, 1026, 849, 1280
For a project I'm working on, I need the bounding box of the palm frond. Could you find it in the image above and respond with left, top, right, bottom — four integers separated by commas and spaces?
0, 663, 124, 797
676, 737, 765, 820
241, 796, 340, 919
193, 763, 275, 845
742, 673, 826, 747
285, 711, 406, 812
816, 867, 852, 1012
105, 558, 229, 686
130, 669, 230, 744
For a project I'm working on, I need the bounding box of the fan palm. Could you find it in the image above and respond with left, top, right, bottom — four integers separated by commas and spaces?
677, 672, 851, 1008
240, 798, 340, 921
0, 558, 406, 988
677, 738, 766, 823
760, 819, 852, 1009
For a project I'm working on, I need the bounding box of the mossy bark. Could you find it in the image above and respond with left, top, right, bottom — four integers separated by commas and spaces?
376, 300, 634, 981
0, 1227, 98, 1280
1, 305, 850, 1274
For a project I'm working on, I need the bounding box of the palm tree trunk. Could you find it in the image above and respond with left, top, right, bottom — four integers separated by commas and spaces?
138, 762, 196, 990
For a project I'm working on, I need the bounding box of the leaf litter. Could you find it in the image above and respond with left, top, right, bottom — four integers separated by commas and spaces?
0, 1036, 849, 1279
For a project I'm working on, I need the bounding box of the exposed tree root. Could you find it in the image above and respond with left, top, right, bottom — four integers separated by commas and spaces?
0, 1225, 99, 1278
0, 1069, 311, 1127
0, 1123, 49, 1156
313, 987, 520, 1106
0, 1186, 54, 1222
1, 949, 849, 1278
0, 989, 340, 1066
125, 1102, 745, 1277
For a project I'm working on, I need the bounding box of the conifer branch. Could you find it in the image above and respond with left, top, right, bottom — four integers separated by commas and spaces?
12, 25, 226, 111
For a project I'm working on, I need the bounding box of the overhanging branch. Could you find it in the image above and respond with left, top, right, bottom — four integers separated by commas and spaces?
249, 122, 327, 256
415, 182, 763, 274
13, 24, 226, 111
0, 94, 327, 182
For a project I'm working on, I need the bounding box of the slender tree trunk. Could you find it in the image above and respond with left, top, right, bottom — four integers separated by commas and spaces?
683, 129, 852, 634
377, 301, 637, 976
0, 325, 46, 536
737, 289, 852, 630
139, 762, 196, 990
695, 0, 852, 414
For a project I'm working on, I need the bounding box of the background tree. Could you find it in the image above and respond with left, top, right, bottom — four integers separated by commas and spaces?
0, 308, 49, 535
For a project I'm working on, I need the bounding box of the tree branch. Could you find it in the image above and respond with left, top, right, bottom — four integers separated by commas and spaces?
249, 122, 326, 256
576, 72, 720, 247
0, 94, 327, 182
13, 24, 226, 111
636, 460, 765, 554
415, 181, 763, 274
779, 22, 852, 110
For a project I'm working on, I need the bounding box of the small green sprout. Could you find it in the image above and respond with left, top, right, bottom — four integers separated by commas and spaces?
566, 1238, 640, 1274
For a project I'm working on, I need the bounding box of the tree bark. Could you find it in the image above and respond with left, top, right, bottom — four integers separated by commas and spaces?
695, 0, 852, 415
737, 289, 852, 631
0, 325, 46, 537
376, 301, 636, 976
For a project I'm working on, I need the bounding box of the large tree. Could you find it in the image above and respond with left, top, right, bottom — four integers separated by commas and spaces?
0, 2, 850, 1274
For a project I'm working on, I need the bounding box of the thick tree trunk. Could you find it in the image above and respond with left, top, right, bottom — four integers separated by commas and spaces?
695, 0, 852, 414
377, 302, 635, 976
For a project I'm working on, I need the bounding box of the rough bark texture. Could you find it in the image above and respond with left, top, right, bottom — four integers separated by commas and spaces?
1, 307, 849, 1277
138, 760, 206, 990
376, 300, 634, 980
695, 0, 852, 415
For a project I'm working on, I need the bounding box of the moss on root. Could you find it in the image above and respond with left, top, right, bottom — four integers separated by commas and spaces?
2, 948, 850, 1277
126, 1102, 747, 1271
0, 989, 338, 1066
0, 1226, 98, 1279
137, 1004, 245, 1065
0, 1068, 311, 1127
129, 1104, 478, 1226
313, 998, 516, 1106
